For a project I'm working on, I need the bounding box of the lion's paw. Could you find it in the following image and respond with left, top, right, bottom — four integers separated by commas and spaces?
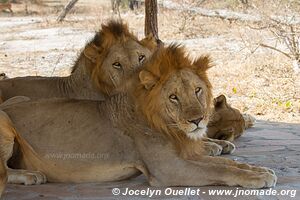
206, 143, 222, 156
266, 168, 276, 175
8, 170, 47, 185
22, 171, 47, 185
251, 166, 276, 175
221, 141, 235, 154
240, 171, 277, 188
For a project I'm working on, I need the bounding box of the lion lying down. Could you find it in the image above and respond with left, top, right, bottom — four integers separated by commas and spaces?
0, 20, 250, 145
0, 20, 155, 103
206, 94, 255, 142
0, 45, 276, 197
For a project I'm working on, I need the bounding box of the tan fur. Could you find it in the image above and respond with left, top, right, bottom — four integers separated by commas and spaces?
88, 21, 156, 95
0, 160, 6, 196
0, 3, 12, 13
0, 20, 156, 101
0, 96, 31, 109
206, 95, 255, 142
0, 45, 276, 197
135, 44, 214, 159
243, 113, 256, 128
139, 33, 158, 51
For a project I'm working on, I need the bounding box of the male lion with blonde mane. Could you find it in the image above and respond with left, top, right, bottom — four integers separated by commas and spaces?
0, 45, 276, 197
0, 20, 155, 102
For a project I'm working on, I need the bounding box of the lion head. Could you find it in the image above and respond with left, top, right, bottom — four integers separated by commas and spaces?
135, 44, 213, 150
206, 94, 255, 141
76, 20, 157, 96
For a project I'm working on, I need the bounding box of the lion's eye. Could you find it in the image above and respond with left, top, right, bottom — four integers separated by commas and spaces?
195, 87, 202, 95
138, 55, 146, 63
112, 62, 122, 69
169, 94, 178, 102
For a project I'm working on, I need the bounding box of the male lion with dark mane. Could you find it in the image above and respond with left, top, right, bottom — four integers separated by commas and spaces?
0, 20, 156, 102
0, 45, 276, 197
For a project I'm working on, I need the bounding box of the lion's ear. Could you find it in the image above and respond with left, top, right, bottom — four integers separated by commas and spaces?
83, 44, 101, 63
139, 70, 158, 90
140, 34, 158, 50
214, 94, 227, 109
193, 55, 213, 72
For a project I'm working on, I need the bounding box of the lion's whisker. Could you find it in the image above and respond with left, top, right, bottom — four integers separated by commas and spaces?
167, 123, 179, 128
109, 73, 117, 88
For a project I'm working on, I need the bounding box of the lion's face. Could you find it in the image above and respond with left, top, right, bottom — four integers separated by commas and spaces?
159, 69, 210, 140
206, 95, 245, 141
137, 45, 213, 141
83, 20, 157, 96
98, 39, 153, 95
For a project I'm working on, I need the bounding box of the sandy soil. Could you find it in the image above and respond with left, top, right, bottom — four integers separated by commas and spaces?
0, 0, 299, 123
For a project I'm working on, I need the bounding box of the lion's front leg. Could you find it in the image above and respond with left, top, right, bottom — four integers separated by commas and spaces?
151, 153, 276, 188
191, 157, 277, 188
136, 134, 276, 188
192, 156, 275, 175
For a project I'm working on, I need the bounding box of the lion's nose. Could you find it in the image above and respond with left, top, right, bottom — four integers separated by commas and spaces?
131, 63, 142, 72
188, 116, 203, 126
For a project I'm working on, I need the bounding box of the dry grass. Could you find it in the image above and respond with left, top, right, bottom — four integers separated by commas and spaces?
0, 0, 299, 123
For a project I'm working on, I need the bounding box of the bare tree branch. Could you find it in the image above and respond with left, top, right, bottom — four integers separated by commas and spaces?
259, 43, 292, 59
163, 1, 300, 26
57, 0, 79, 22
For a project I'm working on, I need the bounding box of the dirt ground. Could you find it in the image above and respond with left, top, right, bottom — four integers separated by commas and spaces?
0, 0, 299, 123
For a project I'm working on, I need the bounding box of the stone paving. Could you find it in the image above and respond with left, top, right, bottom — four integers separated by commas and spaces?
2, 120, 300, 200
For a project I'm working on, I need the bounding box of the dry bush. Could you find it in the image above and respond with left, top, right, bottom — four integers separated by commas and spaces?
260, 20, 300, 73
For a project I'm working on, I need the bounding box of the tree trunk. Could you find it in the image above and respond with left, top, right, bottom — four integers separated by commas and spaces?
57, 0, 79, 22
144, 0, 159, 40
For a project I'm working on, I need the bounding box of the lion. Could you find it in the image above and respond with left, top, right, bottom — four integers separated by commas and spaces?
0, 45, 276, 197
206, 94, 255, 141
0, 20, 156, 102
